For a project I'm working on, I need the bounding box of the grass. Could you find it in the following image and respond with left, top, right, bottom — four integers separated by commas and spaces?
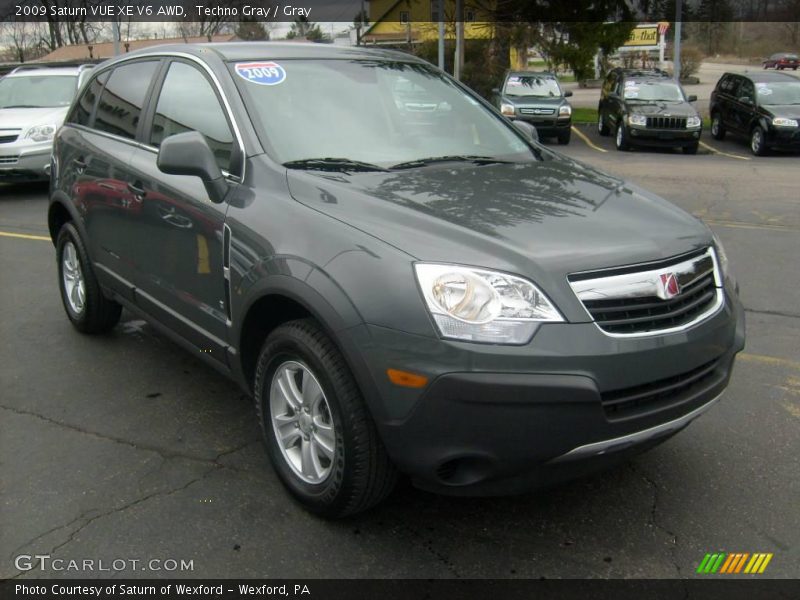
571, 107, 598, 124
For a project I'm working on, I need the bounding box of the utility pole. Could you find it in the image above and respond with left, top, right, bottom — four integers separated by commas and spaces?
437, 0, 445, 70
673, 0, 682, 82
112, 19, 120, 56
454, 0, 464, 81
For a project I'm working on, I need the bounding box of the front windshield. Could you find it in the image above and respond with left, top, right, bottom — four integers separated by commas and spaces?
0, 75, 77, 109
756, 81, 800, 105
231, 59, 534, 167
623, 81, 685, 102
503, 75, 562, 98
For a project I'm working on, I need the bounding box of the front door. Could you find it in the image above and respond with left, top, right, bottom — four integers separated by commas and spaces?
126, 59, 240, 363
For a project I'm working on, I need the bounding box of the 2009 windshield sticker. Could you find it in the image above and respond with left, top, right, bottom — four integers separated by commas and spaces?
235, 62, 286, 86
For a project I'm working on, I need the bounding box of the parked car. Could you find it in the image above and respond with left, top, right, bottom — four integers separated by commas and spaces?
0, 65, 93, 181
49, 43, 744, 517
762, 53, 799, 70
709, 71, 800, 156
494, 71, 572, 144
598, 68, 702, 153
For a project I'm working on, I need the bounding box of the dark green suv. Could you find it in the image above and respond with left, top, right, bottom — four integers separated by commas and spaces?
598, 68, 702, 153
494, 71, 573, 144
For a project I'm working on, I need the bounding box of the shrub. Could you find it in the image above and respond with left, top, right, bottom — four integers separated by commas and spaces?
679, 45, 704, 80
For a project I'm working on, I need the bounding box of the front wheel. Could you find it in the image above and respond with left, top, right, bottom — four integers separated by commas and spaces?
710, 113, 726, 140
254, 319, 397, 518
56, 222, 122, 334
750, 126, 768, 156
597, 111, 610, 136
557, 129, 571, 145
615, 122, 630, 151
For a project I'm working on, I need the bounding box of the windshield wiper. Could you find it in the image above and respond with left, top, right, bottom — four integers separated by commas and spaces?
283, 158, 387, 172
390, 155, 514, 170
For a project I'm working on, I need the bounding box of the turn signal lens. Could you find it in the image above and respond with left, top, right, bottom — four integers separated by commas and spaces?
387, 369, 429, 388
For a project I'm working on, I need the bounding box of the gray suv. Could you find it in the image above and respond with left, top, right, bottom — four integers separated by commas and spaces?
49, 43, 745, 517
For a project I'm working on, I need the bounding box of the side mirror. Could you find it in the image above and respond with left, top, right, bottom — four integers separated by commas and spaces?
564, 90, 573, 97
157, 131, 228, 204
687, 94, 698, 102
512, 119, 539, 143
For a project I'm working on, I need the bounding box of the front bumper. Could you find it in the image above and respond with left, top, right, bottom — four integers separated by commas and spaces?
341, 284, 745, 495
0, 141, 52, 180
515, 116, 571, 136
628, 126, 701, 147
766, 127, 800, 150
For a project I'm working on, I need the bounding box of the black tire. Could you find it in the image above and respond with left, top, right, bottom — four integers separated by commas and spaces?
56, 222, 122, 334
615, 122, 630, 151
597, 110, 610, 136
557, 129, 571, 145
683, 143, 699, 155
254, 318, 397, 517
750, 126, 768, 156
710, 112, 726, 141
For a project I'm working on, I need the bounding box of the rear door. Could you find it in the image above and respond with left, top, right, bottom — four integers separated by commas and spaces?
126, 58, 241, 362
61, 60, 160, 297
719, 75, 742, 131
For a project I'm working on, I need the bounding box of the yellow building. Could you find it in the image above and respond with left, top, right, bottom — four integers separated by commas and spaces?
362, 0, 494, 45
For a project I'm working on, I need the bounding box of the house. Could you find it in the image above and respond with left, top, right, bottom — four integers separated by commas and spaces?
36, 34, 238, 62
362, 0, 494, 45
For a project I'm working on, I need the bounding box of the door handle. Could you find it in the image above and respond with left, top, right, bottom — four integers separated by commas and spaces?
127, 181, 146, 199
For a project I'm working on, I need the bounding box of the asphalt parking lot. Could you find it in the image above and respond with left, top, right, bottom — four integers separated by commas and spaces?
1, 135, 798, 579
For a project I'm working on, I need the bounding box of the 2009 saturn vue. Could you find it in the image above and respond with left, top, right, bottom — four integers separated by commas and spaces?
49, 43, 745, 517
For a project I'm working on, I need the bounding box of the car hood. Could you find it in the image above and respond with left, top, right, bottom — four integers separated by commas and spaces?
285, 153, 711, 283
625, 101, 698, 117
0, 106, 68, 129
503, 95, 567, 109
762, 104, 800, 119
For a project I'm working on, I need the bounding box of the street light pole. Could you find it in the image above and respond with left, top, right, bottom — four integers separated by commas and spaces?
438, 0, 445, 70
673, 0, 682, 82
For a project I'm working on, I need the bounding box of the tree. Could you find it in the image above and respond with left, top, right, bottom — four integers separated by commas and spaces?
286, 16, 329, 42
236, 18, 269, 41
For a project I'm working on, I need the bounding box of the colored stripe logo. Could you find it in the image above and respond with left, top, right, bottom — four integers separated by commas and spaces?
696, 552, 773, 574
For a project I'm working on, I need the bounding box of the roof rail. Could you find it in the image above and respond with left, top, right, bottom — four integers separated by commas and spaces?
8, 65, 46, 74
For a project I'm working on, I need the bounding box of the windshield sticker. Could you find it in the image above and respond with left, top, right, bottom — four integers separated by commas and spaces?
506, 80, 522, 86
625, 80, 639, 87
235, 62, 286, 86
508, 76, 521, 83
757, 87, 773, 95
624, 88, 639, 98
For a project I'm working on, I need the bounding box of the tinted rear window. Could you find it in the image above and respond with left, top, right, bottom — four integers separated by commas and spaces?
69, 71, 108, 127
94, 61, 158, 140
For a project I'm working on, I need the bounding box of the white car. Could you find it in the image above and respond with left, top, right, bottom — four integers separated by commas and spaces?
0, 65, 93, 181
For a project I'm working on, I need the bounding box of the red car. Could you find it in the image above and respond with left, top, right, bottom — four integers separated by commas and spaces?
763, 53, 799, 70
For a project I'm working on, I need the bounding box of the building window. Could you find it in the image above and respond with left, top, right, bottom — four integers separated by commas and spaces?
399, 11, 409, 24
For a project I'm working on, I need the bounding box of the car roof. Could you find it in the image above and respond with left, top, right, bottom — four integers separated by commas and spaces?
6, 66, 84, 77
106, 42, 428, 65
615, 68, 671, 80
729, 71, 799, 83
506, 71, 558, 78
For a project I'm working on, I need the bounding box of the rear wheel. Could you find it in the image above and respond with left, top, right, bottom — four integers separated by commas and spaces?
56, 222, 122, 334
557, 129, 571, 145
710, 113, 726, 140
254, 318, 397, 517
750, 126, 768, 156
615, 122, 630, 151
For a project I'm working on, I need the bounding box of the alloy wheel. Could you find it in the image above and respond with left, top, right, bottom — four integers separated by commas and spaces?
269, 360, 336, 484
62, 241, 86, 315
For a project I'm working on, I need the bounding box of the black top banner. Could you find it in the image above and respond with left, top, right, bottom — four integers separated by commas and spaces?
1, 0, 797, 23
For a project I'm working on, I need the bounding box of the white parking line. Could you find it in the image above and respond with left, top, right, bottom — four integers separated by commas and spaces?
571, 126, 608, 153
699, 141, 751, 161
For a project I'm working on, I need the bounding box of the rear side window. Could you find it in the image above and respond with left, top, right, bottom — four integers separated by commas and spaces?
69, 71, 108, 127
149, 61, 234, 172
94, 61, 158, 140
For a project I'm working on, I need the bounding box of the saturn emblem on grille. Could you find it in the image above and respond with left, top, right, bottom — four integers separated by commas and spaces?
659, 272, 681, 299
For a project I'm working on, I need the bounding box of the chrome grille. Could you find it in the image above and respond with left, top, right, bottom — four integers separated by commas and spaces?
569, 248, 723, 336
519, 108, 555, 115
646, 116, 687, 129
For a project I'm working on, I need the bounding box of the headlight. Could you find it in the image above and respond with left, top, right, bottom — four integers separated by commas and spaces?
627, 114, 647, 126
500, 103, 516, 117
559, 105, 572, 116
686, 116, 702, 128
414, 263, 563, 344
25, 124, 58, 142
772, 117, 798, 127
711, 233, 729, 280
